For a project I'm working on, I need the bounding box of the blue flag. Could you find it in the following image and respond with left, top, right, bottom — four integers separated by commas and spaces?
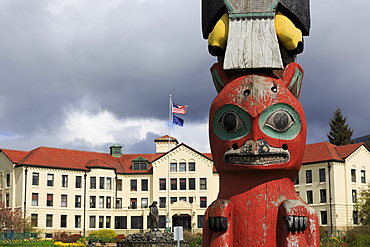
172, 115, 184, 127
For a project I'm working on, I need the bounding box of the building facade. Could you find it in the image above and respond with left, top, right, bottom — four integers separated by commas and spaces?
1, 137, 369, 236
0, 136, 217, 236
295, 142, 370, 232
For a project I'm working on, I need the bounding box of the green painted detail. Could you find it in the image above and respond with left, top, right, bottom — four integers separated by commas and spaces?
259, 103, 301, 140
268, 0, 279, 11
229, 12, 275, 18
213, 104, 251, 141
131, 156, 149, 162
288, 68, 303, 97
224, 1, 236, 13
211, 68, 224, 93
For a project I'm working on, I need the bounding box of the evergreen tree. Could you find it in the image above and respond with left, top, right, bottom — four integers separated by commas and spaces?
327, 107, 354, 146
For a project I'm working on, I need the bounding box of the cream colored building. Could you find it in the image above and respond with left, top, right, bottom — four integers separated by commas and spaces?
1, 137, 368, 237
0, 136, 217, 237
295, 142, 370, 232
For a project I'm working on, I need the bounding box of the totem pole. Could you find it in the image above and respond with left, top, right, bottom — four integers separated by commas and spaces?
201, 0, 319, 246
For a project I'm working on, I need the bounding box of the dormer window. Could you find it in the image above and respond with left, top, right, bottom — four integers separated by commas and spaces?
131, 157, 149, 171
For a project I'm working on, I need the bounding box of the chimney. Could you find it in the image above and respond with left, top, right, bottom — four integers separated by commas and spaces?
110, 144, 122, 158
154, 135, 178, 153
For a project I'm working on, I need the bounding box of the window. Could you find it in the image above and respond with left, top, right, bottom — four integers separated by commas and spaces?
131, 179, 137, 191
140, 163, 147, 170
100, 177, 104, 189
6, 174, 10, 187
351, 169, 356, 183
179, 162, 186, 172
353, 211, 358, 225
171, 178, 177, 190
306, 170, 312, 184
200, 178, 207, 190
294, 175, 299, 185
90, 177, 96, 189
75, 176, 81, 188
75, 195, 81, 208
31, 214, 38, 227
200, 197, 207, 208
319, 169, 326, 182
6, 194, 9, 207
170, 163, 177, 172
198, 215, 204, 228
180, 178, 186, 190
321, 211, 327, 225
90, 216, 96, 228
75, 215, 81, 228
117, 179, 122, 191
47, 174, 54, 187
47, 194, 53, 207
46, 214, 53, 227
99, 196, 104, 208
61, 215, 67, 228
189, 178, 195, 190
159, 197, 166, 208
171, 197, 177, 204
116, 198, 122, 209
142, 179, 148, 191
115, 216, 127, 229
90, 196, 96, 208
106, 197, 111, 209
130, 198, 137, 209
352, 190, 357, 203
106, 178, 112, 190
99, 216, 104, 228
32, 173, 39, 186
159, 215, 166, 228
361, 170, 366, 183
32, 193, 38, 206
61, 195, 67, 207
133, 163, 139, 170
159, 178, 166, 190
306, 191, 313, 204
142, 198, 148, 209
320, 189, 326, 203
106, 216, 111, 228
180, 197, 186, 201
62, 175, 68, 187
131, 216, 143, 229
189, 162, 195, 171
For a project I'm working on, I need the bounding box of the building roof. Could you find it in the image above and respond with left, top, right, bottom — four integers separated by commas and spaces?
154, 135, 178, 143
302, 141, 365, 164
2, 140, 364, 173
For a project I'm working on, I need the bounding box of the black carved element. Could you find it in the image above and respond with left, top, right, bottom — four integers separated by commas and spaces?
208, 217, 228, 232
285, 215, 308, 234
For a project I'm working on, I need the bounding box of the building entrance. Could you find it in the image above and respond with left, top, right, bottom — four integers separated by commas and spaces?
172, 214, 191, 230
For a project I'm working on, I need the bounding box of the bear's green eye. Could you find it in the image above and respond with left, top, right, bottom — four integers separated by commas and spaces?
264, 110, 295, 132
219, 111, 245, 133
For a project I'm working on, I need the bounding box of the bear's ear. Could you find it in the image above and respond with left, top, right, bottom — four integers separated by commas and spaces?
210, 63, 229, 94
281, 62, 304, 99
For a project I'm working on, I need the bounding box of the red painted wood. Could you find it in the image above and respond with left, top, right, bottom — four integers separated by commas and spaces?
203, 66, 319, 246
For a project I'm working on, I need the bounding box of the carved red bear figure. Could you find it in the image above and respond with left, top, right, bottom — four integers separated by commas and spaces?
203, 63, 319, 246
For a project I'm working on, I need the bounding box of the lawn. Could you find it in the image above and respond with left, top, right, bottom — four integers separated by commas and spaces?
0, 241, 54, 246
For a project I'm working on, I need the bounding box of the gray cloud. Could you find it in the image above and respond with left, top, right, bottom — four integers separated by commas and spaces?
0, 0, 368, 153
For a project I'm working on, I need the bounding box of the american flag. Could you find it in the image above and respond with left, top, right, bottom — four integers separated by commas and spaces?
172, 102, 188, 115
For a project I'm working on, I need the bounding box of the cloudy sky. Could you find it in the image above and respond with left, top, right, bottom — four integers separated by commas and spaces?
0, 0, 368, 154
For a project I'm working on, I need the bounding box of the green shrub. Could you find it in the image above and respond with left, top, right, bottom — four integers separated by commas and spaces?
351, 234, 370, 247
89, 229, 117, 240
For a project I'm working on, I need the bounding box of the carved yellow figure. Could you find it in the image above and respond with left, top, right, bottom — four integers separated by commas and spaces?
202, 0, 310, 70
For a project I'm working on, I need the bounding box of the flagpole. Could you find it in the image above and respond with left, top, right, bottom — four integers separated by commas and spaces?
167, 94, 172, 232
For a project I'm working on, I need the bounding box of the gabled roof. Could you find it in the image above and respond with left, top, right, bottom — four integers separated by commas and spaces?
1, 149, 29, 164
303, 142, 365, 165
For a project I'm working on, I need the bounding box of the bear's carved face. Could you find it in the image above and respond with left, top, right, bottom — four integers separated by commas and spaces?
209, 74, 306, 173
